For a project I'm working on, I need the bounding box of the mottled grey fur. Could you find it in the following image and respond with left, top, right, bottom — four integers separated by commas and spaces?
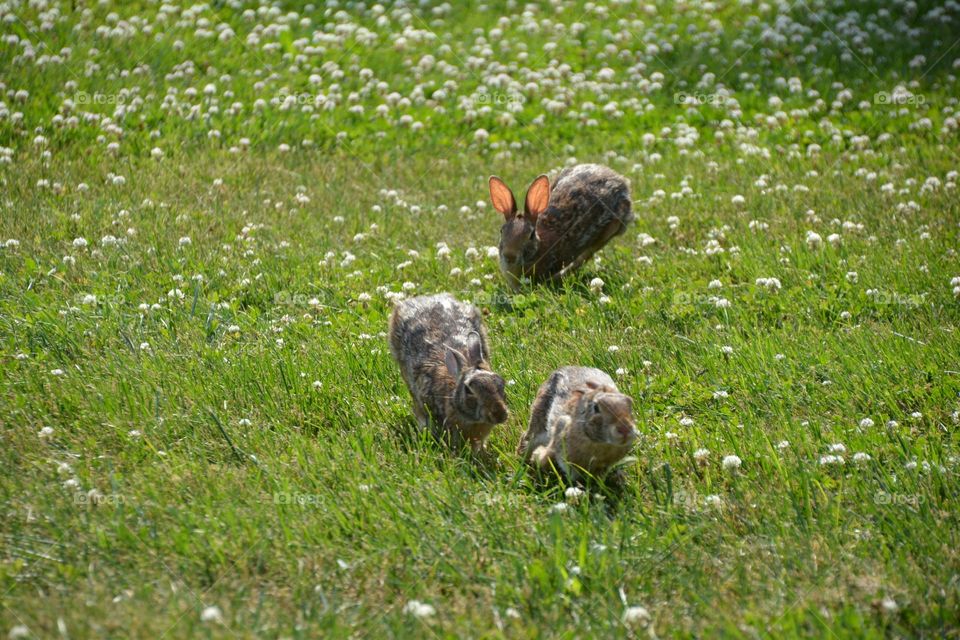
494, 164, 634, 289
519, 366, 636, 483
388, 293, 508, 451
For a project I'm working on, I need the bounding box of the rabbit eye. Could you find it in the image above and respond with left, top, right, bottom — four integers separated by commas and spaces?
592, 402, 601, 414
528, 229, 536, 239
464, 385, 475, 397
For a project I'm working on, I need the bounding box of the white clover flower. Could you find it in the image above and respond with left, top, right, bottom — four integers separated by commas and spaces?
805, 230, 822, 248
721, 345, 734, 355
72, 237, 88, 248
693, 448, 710, 464
549, 502, 569, 514
846, 271, 859, 283
404, 600, 436, 618
623, 605, 650, 626
679, 417, 694, 427
819, 454, 845, 466
564, 487, 585, 503
178, 236, 192, 247
8, 625, 30, 639
756, 277, 782, 292
859, 418, 874, 428
853, 452, 871, 464
589, 277, 605, 292
722, 455, 742, 472
704, 494, 722, 508
828, 443, 846, 454
200, 606, 223, 623
39, 426, 54, 438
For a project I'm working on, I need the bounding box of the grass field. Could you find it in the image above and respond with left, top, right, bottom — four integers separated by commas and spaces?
2, 0, 960, 637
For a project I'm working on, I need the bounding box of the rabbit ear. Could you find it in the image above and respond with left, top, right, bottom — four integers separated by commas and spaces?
466, 332, 484, 365
444, 346, 467, 378
524, 174, 550, 222
488, 176, 517, 218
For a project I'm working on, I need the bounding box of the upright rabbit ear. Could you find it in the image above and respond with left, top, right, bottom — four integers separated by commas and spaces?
444, 346, 467, 379
466, 332, 484, 365
488, 176, 517, 219
524, 174, 550, 222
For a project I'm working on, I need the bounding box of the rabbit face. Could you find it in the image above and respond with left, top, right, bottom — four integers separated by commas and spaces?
489, 174, 551, 279
577, 390, 636, 446
454, 368, 509, 426
499, 216, 538, 267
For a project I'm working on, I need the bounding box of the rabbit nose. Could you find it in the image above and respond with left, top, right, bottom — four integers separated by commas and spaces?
617, 423, 636, 439
493, 404, 508, 423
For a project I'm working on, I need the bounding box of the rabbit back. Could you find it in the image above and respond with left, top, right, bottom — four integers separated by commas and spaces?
534, 164, 633, 276
388, 293, 488, 426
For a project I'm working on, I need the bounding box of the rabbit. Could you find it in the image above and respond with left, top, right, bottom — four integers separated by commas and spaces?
518, 366, 637, 485
488, 163, 634, 289
388, 293, 509, 452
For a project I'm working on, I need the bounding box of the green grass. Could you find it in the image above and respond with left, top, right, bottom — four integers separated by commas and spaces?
2, 0, 960, 637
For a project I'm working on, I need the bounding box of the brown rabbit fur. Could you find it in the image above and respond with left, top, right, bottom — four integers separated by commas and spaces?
518, 366, 637, 485
489, 164, 634, 289
389, 293, 508, 452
